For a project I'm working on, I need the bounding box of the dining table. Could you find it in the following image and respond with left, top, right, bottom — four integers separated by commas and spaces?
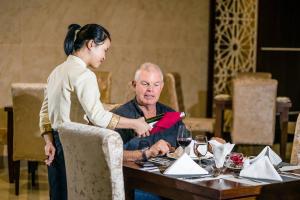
123, 158, 300, 200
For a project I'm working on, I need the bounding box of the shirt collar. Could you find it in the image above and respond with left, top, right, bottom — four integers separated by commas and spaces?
67, 55, 87, 68
132, 97, 164, 116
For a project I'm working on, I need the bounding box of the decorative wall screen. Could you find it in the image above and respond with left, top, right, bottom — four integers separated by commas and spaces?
213, 0, 258, 96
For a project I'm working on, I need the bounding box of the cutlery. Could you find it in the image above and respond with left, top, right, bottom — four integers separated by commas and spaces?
172, 174, 214, 179
234, 175, 266, 183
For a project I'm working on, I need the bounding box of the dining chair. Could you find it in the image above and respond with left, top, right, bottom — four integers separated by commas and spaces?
58, 122, 124, 200
11, 83, 47, 195
290, 114, 300, 164
160, 72, 215, 133
94, 71, 112, 103
231, 78, 278, 145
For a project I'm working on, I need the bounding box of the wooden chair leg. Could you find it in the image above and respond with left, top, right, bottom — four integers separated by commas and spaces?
14, 160, 20, 195
5, 106, 14, 183
28, 161, 38, 186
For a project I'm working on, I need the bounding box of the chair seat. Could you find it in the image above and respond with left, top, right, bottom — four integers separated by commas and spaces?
183, 117, 215, 133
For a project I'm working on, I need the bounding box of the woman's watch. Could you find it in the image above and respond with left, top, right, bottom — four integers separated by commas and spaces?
141, 147, 150, 161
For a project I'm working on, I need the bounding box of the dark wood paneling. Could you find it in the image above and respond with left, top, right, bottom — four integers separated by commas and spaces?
257, 0, 300, 112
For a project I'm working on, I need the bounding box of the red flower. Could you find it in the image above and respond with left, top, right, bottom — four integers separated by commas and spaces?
229, 153, 244, 166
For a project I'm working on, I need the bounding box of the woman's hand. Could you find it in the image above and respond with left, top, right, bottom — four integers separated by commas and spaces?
133, 117, 151, 137
44, 141, 56, 166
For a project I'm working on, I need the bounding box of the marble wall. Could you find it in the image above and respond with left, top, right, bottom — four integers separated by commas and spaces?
0, 0, 209, 128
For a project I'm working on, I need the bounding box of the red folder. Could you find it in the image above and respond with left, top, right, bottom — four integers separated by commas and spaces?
150, 112, 182, 134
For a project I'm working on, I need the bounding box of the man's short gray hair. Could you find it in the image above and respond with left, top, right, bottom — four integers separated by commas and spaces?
134, 62, 164, 81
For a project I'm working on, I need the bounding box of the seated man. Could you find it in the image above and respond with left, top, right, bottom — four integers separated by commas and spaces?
114, 62, 225, 200
113, 62, 180, 161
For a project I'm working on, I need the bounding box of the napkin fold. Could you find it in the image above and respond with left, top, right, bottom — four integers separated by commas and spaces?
209, 140, 235, 168
184, 140, 213, 159
250, 146, 282, 166
150, 112, 181, 134
164, 153, 208, 175
240, 155, 282, 181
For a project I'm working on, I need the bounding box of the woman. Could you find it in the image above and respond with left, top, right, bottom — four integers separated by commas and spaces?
39, 23, 151, 200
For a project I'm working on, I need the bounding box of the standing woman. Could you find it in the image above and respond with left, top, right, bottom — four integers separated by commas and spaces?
39, 24, 151, 200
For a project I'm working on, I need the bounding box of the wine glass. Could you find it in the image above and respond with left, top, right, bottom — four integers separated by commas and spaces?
193, 135, 208, 165
176, 125, 192, 151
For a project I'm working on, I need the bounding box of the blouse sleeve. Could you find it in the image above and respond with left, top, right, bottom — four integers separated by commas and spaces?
39, 87, 52, 135
74, 72, 120, 129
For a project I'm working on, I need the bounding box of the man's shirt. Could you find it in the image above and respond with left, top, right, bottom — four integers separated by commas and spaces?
113, 98, 182, 150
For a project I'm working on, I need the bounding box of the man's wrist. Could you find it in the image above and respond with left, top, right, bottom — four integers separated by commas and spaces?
141, 147, 150, 161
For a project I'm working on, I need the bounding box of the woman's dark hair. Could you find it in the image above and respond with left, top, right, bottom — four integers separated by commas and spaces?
64, 23, 111, 56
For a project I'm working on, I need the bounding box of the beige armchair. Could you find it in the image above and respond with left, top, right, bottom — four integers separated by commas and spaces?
214, 73, 292, 160
58, 122, 124, 200
290, 114, 300, 164
94, 71, 112, 103
11, 83, 46, 195
160, 72, 215, 133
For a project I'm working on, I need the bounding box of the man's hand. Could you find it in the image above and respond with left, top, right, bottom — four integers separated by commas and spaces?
133, 117, 151, 137
146, 140, 171, 158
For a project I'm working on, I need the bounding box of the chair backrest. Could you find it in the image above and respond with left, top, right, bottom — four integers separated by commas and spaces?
58, 122, 124, 200
94, 71, 112, 103
159, 72, 185, 111
236, 72, 272, 79
290, 114, 300, 164
11, 83, 46, 161
125, 72, 185, 111
231, 78, 278, 145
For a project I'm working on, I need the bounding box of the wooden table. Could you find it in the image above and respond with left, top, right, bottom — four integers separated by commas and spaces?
214, 98, 292, 161
123, 161, 300, 200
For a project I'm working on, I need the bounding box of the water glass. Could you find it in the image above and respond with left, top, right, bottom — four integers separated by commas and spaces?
193, 135, 208, 164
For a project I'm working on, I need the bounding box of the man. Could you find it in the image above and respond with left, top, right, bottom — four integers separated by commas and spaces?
113, 62, 180, 161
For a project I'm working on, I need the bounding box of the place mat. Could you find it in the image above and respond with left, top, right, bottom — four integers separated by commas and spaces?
148, 157, 174, 167
182, 174, 232, 183
223, 175, 267, 186
279, 165, 300, 172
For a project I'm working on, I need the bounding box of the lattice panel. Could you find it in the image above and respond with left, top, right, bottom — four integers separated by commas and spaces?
213, 0, 258, 95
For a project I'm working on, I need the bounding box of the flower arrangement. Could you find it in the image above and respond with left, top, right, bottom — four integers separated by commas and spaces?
225, 152, 244, 170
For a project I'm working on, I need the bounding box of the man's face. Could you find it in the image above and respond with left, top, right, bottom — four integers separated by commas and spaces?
134, 70, 164, 107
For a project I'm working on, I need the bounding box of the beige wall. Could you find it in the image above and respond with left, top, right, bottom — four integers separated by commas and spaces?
0, 0, 209, 128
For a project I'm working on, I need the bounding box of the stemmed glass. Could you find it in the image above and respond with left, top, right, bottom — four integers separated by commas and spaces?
176, 125, 192, 151
193, 135, 208, 165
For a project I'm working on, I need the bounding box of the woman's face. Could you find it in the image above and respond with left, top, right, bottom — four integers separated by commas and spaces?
89, 38, 111, 69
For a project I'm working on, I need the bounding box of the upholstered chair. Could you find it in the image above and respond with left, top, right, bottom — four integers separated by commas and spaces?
236, 72, 272, 79
58, 122, 124, 200
94, 71, 112, 103
231, 78, 278, 145
160, 73, 215, 133
11, 83, 47, 195
290, 114, 300, 164
160, 73, 184, 112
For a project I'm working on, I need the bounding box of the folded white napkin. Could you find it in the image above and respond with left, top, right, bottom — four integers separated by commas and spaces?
250, 146, 282, 166
240, 156, 282, 181
184, 140, 197, 158
184, 140, 214, 159
209, 140, 235, 168
164, 153, 208, 175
